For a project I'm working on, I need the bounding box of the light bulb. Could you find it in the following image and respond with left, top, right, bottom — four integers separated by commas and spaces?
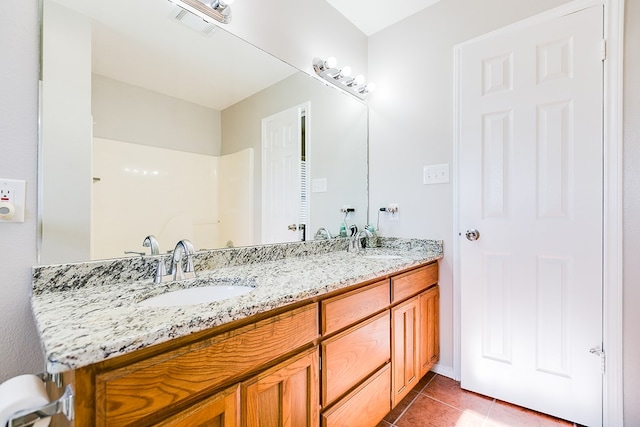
354, 75, 365, 85
325, 57, 337, 69
341, 66, 352, 77
366, 82, 376, 93
224, 0, 235, 3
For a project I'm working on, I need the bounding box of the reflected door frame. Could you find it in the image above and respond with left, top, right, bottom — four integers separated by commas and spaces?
452, 0, 624, 425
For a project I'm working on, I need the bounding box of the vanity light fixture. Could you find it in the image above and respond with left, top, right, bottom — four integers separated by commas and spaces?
168, 0, 234, 24
312, 57, 375, 99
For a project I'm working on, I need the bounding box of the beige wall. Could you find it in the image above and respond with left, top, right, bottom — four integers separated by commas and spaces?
623, 0, 640, 423
93, 75, 222, 156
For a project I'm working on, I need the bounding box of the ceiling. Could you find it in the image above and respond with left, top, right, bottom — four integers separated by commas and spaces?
324, 0, 441, 36
50, 0, 296, 110
47, 0, 440, 110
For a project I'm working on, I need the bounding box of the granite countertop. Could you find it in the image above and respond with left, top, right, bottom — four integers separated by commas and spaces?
31, 238, 443, 373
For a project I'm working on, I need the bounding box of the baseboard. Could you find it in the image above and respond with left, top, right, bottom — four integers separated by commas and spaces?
431, 363, 456, 380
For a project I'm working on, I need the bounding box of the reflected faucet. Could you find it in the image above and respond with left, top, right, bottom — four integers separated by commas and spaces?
314, 227, 333, 240
171, 239, 197, 281
143, 235, 160, 255
348, 228, 372, 253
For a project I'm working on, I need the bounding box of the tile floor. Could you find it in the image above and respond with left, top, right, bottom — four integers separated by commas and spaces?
378, 373, 583, 427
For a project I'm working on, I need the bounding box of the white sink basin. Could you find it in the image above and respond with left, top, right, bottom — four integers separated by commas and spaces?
362, 254, 403, 260
139, 283, 255, 307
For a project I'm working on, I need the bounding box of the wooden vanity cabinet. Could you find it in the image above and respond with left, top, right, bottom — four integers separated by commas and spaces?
64, 304, 319, 427
52, 261, 439, 427
390, 264, 440, 408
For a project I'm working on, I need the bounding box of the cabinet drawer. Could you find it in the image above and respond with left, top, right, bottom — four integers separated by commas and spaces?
391, 263, 438, 303
322, 311, 390, 406
95, 304, 319, 427
321, 279, 390, 335
321, 363, 391, 427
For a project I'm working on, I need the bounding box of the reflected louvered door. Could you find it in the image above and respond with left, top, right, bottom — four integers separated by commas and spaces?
458, 6, 603, 426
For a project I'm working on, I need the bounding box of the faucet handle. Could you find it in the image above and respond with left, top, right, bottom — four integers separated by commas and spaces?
154, 258, 171, 284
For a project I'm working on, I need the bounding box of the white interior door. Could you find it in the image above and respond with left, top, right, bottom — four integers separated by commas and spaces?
262, 105, 303, 244
458, 6, 604, 426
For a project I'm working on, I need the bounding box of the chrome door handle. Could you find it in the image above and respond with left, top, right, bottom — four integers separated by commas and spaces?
287, 224, 298, 231
465, 229, 480, 241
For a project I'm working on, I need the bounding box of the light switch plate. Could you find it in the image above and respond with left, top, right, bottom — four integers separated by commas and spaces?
0, 179, 26, 223
311, 178, 327, 193
423, 164, 450, 184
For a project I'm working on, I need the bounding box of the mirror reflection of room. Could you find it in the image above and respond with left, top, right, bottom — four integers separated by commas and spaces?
40, 0, 368, 264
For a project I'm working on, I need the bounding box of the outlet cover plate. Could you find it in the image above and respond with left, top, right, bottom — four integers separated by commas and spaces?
0, 179, 26, 223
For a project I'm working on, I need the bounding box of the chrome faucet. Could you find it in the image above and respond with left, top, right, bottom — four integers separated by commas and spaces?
143, 235, 160, 255
348, 228, 372, 253
171, 239, 197, 281
314, 227, 333, 240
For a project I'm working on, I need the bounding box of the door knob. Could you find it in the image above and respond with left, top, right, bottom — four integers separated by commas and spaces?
465, 229, 480, 241
287, 224, 298, 231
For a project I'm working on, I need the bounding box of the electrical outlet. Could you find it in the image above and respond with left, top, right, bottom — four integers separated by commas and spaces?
387, 204, 399, 221
341, 205, 354, 221
423, 164, 450, 184
0, 179, 26, 222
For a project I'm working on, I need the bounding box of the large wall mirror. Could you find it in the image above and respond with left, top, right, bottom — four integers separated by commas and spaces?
39, 0, 369, 264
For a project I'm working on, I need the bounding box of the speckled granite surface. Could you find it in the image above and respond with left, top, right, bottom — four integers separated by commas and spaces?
31, 238, 443, 373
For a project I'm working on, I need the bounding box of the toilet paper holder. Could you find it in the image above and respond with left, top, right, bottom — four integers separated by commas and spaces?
5, 374, 74, 427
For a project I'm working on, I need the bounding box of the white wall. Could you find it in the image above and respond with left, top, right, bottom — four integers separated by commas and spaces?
367, 0, 573, 378
223, 0, 368, 80
218, 149, 255, 248
369, 0, 640, 422
0, 1, 44, 379
40, 0, 93, 264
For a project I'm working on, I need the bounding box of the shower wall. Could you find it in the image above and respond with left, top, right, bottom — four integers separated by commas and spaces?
92, 138, 253, 259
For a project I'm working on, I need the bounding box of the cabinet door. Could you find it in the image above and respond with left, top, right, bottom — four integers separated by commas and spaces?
391, 296, 420, 408
419, 285, 439, 377
242, 347, 319, 427
153, 384, 240, 427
